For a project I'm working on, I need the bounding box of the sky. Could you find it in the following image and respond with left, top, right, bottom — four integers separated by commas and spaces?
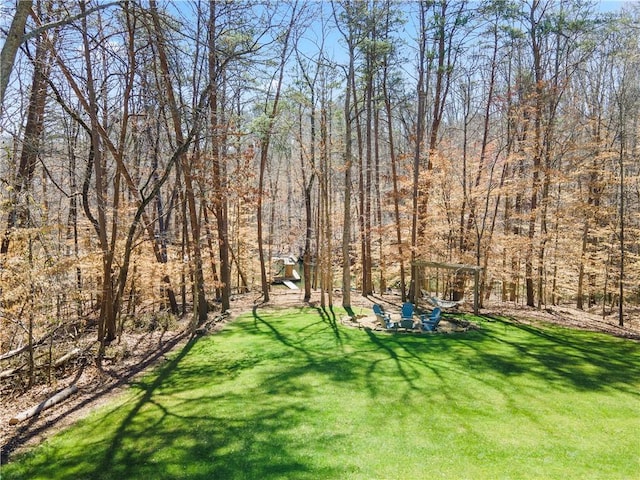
597, 0, 638, 11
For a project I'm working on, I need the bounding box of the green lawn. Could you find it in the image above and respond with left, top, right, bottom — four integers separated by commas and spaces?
3, 305, 639, 479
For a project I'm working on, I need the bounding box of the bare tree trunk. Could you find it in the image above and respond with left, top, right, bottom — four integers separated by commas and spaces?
384, 77, 405, 301
209, 0, 231, 312
320, 96, 332, 307
550, 179, 562, 306
2, 23, 52, 255
257, 2, 298, 302
149, 122, 179, 315
64, 121, 83, 316
373, 94, 385, 293
296, 61, 317, 303
80, 2, 116, 345
536, 155, 550, 309
202, 206, 222, 300
341, 32, 355, 309
362, 41, 373, 296
257, 152, 271, 303
150, 0, 207, 325
410, 2, 429, 303
618, 119, 625, 327
525, 1, 544, 308
0, 0, 33, 112
228, 242, 249, 293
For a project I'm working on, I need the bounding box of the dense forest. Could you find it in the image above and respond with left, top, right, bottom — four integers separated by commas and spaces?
1, 0, 639, 386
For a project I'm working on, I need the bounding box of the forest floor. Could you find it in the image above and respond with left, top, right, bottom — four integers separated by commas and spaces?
1, 288, 639, 464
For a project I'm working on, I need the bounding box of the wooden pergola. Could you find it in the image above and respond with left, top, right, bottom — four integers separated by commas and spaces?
413, 261, 483, 315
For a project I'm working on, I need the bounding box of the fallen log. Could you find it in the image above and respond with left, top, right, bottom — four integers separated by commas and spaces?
9, 384, 79, 425
0, 345, 28, 362
0, 348, 82, 379
0, 365, 23, 378
0, 331, 54, 361
53, 348, 81, 367
0, 352, 47, 378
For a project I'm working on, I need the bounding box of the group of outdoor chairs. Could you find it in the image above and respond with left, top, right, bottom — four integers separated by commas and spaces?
372, 302, 441, 332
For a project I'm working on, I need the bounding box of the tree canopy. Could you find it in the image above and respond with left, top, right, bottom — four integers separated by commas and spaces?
1, 0, 639, 380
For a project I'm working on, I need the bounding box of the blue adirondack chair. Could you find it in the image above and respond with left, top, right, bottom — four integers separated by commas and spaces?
399, 318, 416, 330
400, 302, 414, 320
421, 307, 442, 332
399, 302, 416, 331
373, 304, 397, 330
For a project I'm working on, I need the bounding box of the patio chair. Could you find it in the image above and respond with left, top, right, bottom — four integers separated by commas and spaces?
400, 302, 414, 320
421, 307, 442, 332
373, 304, 397, 330
400, 318, 416, 331
397, 302, 417, 331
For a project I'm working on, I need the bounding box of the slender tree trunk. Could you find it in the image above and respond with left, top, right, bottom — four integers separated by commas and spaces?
257, 2, 298, 302
618, 119, 625, 327
303, 181, 315, 302
1, 26, 51, 255
384, 73, 405, 301
537, 151, 551, 309
150, 0, 207, 325
203, 206, 222, 300
209, 0, 231, 312
80, 2, 116, 346
65, 123, 83, 315
257, 152, 271, 302
410, 2, 428, 303
526, 2, 543, 308
341, 37, 355, 309
299, 87, 316, 303
150, 123, 179, 315
373, 92, 385, 293
0, 0, 32, 112
320, 97, 332, 307
362, 45, 373, 296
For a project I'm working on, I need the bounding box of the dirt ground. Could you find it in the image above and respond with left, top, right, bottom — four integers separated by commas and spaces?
1, 289, 638, 464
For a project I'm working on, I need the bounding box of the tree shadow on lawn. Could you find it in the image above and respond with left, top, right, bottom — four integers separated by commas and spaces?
372, 314, 640, 395
6, 330, 347, 479
1, 328, 192, 465
246, 305, 638, 400
250, 304, 343, 344
79, 305, 355, 479
363, 328, 429, 398
250, 305, 357, 384
476, 316, 640, 394
251, 304, 461, 400
96, 333, 199, 474
313, 305, 342, 346
93, 393, 328, 480
7, 307, 639, 479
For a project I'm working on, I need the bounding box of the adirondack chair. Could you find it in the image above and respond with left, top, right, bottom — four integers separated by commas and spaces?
373, 304, 397, 330
421, 307, 442, 332
400, 302, 414, 320
399, 318, 416, 331
399, 302, 416, 331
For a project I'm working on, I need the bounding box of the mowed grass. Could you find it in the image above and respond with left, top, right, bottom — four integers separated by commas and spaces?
3, 305, 639, 479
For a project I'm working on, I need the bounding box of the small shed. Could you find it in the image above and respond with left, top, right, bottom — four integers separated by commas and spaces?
272, 255, 301, 284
